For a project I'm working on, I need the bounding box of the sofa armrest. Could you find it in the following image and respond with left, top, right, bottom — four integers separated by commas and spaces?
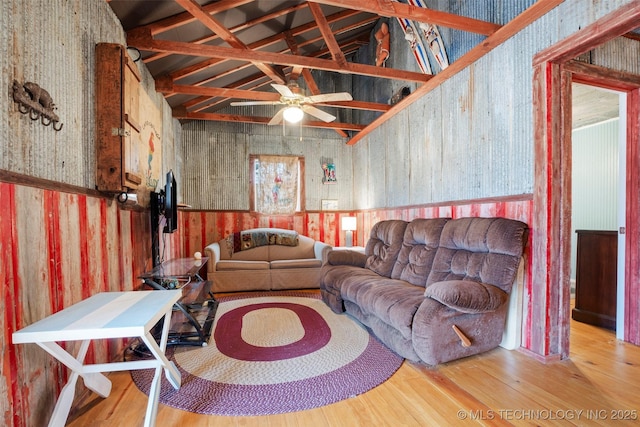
424, 280, 507, 314
314, 241, 332, 264
326, 250, 368, 268
204, 242, 222, 273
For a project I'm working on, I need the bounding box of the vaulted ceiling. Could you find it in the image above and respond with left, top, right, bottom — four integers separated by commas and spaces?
108, 0, 633, 141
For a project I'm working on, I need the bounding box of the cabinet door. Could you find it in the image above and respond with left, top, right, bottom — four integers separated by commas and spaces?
572, 230, 617, 329
123, 58, 142, 188
95, 43, 142, 192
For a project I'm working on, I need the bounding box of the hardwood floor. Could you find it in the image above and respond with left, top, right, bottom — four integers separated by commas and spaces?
66, 314, 640, 426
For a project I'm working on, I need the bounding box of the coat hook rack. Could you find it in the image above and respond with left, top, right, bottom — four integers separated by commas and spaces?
12, 80, 63, 131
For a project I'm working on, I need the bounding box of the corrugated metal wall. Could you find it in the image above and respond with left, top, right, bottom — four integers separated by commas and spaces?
593, 35, 640, 74
1, 0, 117, 187
351, 0, 637, 210
181, 120, 354, 211
571, 119, 620, 281
0, 0, 181, 191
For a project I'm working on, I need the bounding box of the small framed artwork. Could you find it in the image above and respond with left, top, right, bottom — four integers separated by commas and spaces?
321, 199, 338, 210
322, 163, 337, 184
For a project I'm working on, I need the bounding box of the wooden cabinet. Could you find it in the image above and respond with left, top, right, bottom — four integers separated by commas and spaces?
572, 230, 617, 330
95, 43, 142, 192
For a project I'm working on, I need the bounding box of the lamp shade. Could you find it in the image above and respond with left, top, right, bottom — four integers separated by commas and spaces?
341, 216, 357, 231
283, 106, 304, 123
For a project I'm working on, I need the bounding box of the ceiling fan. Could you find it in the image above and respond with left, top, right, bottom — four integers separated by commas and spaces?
230, 81, 353, 125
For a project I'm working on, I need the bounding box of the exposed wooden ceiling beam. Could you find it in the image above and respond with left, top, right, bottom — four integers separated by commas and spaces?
174, 0, 286, 84
623, 31, 640, 42
307, 0, 502, 36
172, 109, 367, 132
137, 0, 254, 36
144, 3, 308, 63
283, 28, 348, 138
156, 79, 391, 112
308, 2, 349, 68
162, 30, 370, 109
346, 0, 566, 145
181, 29, 370, 99
160, 8, 370, 82
284, 31, 305, 81
186, 71, 280, 111
316, 100, 391, 112
127, 29, 430, 83
156, 79, 279, 101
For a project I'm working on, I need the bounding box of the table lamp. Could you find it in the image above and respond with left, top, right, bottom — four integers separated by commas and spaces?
341, 216, 357, 247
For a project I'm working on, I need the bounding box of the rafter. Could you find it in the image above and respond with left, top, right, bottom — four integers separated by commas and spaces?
172, 30, 369, 112
172, 108, 366, 132
308, 2, 348, 68
283, 26, 348, 137
127, 30, 430, 84
136, 0, 254, 36
157, 80, 390, 113
143, 3, 308, 63
174, 0, 286, 84
159, 8, 371, 82
346, 0, 566, 144
307, 0, 501, 35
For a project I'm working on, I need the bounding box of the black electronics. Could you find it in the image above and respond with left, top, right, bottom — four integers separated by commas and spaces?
150, 170, 178, 267
162, 170, 177, 234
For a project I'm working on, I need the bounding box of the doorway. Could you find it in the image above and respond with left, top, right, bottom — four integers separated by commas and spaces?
531, 3, 640, 360
571, 83, 624, 338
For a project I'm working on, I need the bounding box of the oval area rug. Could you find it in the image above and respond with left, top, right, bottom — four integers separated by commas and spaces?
130, 291, 404, 416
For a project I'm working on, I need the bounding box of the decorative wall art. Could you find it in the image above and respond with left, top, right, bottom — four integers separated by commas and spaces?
322, 162, 336, 184
253, 155, 300, 215
321, 199, 338, 210
12, 80, 63, 131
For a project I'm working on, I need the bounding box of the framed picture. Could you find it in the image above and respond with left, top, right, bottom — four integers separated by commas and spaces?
321, 199, 338, 210
322, 163, 337, 184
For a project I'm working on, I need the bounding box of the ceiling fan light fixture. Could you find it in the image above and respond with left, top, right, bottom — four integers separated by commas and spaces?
283, 106, 304, 123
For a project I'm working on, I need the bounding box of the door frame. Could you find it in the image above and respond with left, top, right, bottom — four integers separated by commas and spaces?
531, 3, 640, 360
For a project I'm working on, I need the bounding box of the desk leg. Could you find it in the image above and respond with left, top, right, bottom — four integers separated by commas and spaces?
38, 340, 112, 427
139, 307, 181, 427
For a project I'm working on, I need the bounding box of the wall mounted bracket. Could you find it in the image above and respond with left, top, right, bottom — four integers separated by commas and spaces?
12, 80, 63, 131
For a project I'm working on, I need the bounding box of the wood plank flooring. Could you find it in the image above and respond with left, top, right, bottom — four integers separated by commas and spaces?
66, 305, 640, 426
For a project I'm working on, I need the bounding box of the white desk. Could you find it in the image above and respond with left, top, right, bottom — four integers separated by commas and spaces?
12, 291, 182, 427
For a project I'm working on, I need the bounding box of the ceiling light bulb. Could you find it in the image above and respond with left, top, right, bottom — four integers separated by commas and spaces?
283, 106, 304, 123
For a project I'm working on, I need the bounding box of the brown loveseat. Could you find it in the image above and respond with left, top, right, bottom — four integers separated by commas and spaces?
204, 228, 331, 293
320, 217, 527, 365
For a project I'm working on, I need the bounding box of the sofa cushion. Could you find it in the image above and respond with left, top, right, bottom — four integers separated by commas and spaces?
217, 239, 271, 261
327, 250, 368, 267
364, 220, 408, 278
270, 259, 322, 269
426, 217, 527, 292
391, 218, 449, 287
227, 229, 299, 254
425, 280, 507, 313
216, 260, 270, 271
340, 276, 425, 340
269, 234, 316, 260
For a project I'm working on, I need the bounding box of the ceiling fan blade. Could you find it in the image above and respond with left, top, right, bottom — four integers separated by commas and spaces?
268, 107, 285, 125
271, 83, 295, 98
307, 92, 353, 103
230, 100, 281, 106
302, 105, 336, 122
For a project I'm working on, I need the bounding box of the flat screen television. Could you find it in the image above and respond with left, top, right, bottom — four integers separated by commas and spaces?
163, 170, 177, 234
